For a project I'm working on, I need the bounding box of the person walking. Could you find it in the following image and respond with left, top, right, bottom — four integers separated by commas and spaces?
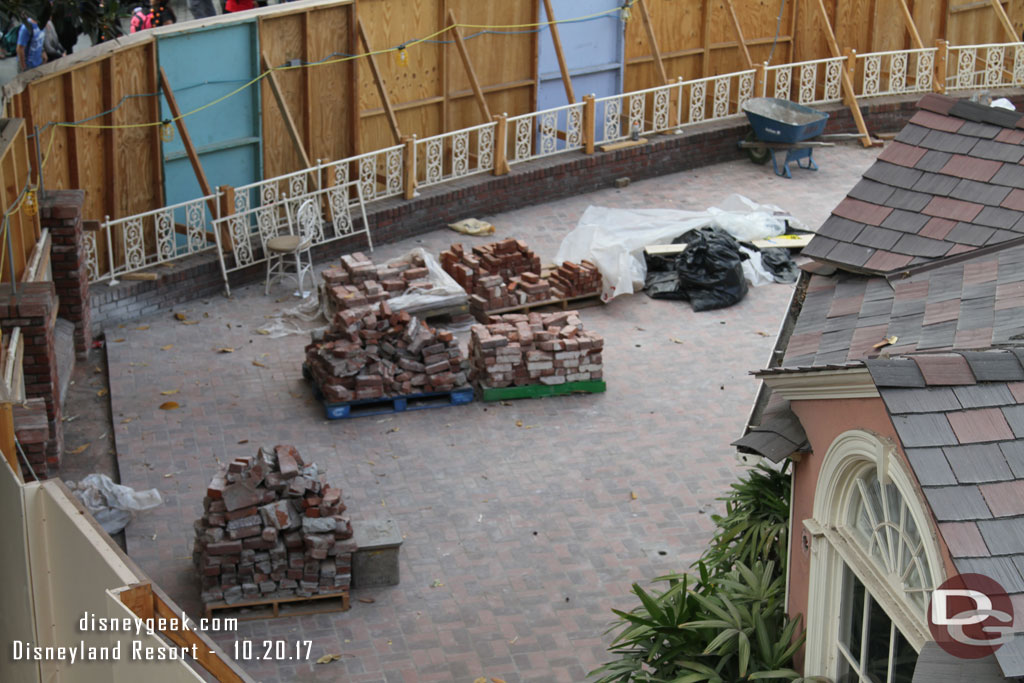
16, 16, 46, 71
188, 0, 217, 20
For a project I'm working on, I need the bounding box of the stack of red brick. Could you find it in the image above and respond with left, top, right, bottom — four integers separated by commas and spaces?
469, 311, 604, 388
193, 445, 355, 606
306, 301, 469, 403
440, 240, 601, 318
547, 260, 601, 298
321, 251, 433, 312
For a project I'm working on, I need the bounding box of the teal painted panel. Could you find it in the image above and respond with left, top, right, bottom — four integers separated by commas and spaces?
157, 21, 261, 211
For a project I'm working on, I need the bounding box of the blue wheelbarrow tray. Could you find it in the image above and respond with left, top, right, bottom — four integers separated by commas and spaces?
742, 98, 830, 178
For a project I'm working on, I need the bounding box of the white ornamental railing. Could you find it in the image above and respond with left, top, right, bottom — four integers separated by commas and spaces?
946, 43, 1024, 91
856, 48, 936, 98
90, 42, 1024, 286
90, 192, 222, 284
764, 57, 844, 105
507, 103, 585, 164
319, 144, 405, 202
415, 121, 496, 185
212, 180, 371, 295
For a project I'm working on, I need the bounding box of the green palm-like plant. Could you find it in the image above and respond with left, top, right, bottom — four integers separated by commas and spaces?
591, 463, 817, 683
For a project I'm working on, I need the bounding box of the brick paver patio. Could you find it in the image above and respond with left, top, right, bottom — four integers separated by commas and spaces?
67, 143, 878, 682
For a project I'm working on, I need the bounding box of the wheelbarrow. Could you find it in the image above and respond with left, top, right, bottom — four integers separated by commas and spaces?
739, 98, 859, 178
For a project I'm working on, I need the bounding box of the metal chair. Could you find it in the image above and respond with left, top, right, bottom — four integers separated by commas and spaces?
265, 197, 319, 297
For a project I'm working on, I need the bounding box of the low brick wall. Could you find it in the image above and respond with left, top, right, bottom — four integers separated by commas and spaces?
86, 96, 949, 332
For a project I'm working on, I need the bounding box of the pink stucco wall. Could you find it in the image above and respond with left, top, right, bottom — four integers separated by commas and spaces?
784, 396, 958, 671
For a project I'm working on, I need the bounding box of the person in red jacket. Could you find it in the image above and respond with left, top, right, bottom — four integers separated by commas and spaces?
224, 0, 254, 13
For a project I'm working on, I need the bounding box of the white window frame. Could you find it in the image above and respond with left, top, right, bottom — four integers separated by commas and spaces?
802, 429, 946, 678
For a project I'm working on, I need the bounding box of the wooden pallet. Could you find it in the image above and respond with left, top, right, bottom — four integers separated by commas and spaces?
304, 367, 474, 419
480, 379, 606, 402
473, 292, 602, 321
204, 590, 350, 621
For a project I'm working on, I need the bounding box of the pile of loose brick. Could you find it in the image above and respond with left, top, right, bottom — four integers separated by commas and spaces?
469, 311, 604, 388
319, 252, 432, 313
305, 301, 469, 403
440, 240, 601, 319
193, 445, 354, 606
321, 251, 433, 312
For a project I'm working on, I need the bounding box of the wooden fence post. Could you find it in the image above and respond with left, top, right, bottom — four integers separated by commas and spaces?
493, 115, 509, 175
217, 185, 234, 253
582, 95, 595, 155
403, 136, 417, 200
935, 39, 948, 94
755, 63, 767, 99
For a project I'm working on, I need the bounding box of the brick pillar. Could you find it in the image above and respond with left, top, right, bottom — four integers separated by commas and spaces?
41, 190, 92, 358
0, 282, 62, 477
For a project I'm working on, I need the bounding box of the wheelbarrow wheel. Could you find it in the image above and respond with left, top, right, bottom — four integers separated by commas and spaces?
744, 131, 771, 165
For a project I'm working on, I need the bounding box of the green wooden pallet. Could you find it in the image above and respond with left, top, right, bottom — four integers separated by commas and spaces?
480, 379, 606, 402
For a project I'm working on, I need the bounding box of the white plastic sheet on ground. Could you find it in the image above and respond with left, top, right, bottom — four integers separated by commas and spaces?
66, 473, 163, 535
555, 194, 806, 301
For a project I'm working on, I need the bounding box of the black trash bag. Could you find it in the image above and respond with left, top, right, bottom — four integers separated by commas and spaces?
675, 227, 749, 311
759, 247, 799, 284
643, 227, 749, 311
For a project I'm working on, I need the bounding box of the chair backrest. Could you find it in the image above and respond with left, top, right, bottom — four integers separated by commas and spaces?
293, 198, 323, 245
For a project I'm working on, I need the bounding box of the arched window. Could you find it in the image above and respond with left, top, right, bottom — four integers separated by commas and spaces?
803, 430, 945, 683
848, 467, 933, 615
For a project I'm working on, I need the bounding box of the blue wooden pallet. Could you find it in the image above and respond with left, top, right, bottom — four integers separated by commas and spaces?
303, 365, 474, 420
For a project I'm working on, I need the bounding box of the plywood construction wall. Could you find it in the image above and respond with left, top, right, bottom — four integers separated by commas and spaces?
259, 3, 354, 179
356, 0, 536, 154
0, 118, 42, 283
2, 0, 1023, 223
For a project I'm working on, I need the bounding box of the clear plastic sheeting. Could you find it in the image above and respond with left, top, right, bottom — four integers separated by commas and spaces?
385, 248, 468, 315
258, 248, 468, 338
555, 194, 806, 301
66, 474, 163, 535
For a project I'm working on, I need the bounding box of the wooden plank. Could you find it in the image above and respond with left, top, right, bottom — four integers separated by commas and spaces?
702, 0, 713, 77
644, 243, 689, 256
301, 12, 313, 160
639, 0, 669, 85
812, 0, 873, 148
357, 18, 402, 144
751, 233, 814, 249
349, 3, 359, 156
102, 57, 116, 222
118, 582, 155, 620
440, 0, 448, 139
113, 46, 158, 218
899, 0, 925, 48
306, 7, 349, 165
599, 137, 648, 152
724, 0, 754, 69
447, 9, 492, 123
0, 402, 16, 480
149, 41, 163, 211
541, 0, 575, 104
158, 67, 218, 218
62, 73, 80, 189
988, 0, 1018, 40
152, 589, 249, 682
204, 589, 350, 621
492, 114, 508, 175
582, 94, 595, 155
261, 53, 314, 173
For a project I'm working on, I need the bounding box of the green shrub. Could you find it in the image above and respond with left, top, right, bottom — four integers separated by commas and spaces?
591, 462, 823, 683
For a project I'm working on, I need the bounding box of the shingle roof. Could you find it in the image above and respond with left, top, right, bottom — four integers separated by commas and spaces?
803, 94, 1024, 275
868, 349, 1024, 678
781, 244, 1024, 368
